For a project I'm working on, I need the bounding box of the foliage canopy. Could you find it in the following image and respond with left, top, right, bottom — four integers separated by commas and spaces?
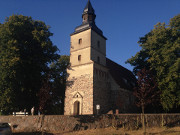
127, 14, 180, 111
38, 55, 69, 114
0, 15, 60, 114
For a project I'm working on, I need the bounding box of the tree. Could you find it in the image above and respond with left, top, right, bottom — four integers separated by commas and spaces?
134, 68, 159, 133
37, 55, 69, 115
134, 68, 159, 114
126, 14, 180, 111
49, 55, 70, 114
0, 15, 59, 114
38, 78, 52, 114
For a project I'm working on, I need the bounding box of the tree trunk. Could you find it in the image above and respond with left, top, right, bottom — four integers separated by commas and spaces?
142, 105, 146, 135
142, 105, 144, 114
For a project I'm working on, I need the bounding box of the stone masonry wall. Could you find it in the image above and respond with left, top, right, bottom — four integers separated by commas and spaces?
110, 89, 137, 113
93, 79, 111, 114
93, 73, 110, 114
0, 114, 179, 133
107, 72, 137, 113
64, 74, 93, 115
93, 63, 110, 114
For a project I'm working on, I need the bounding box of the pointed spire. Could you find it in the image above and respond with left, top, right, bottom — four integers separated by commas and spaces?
82, 0, 96, 24
71, 0, 106, 39
83, 0, 95, 15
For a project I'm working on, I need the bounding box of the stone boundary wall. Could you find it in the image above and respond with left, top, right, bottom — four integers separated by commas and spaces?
0, 114, 180, 133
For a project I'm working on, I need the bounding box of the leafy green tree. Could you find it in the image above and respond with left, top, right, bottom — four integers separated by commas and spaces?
127, 14, 180, 111
49, 55, 70, 114
0, 15, 59, 114
37, 55, 69, 115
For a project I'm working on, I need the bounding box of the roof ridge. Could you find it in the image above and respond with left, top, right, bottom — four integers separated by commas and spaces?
106, 58, 136, 91
106, 57, 133, 73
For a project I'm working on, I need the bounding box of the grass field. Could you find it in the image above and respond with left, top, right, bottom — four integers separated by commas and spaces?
60, 127, 180, 135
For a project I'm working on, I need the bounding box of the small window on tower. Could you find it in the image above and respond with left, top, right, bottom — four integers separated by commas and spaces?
97, 56, 100, 64
79, 38, 82, 44
97, 41, 100, 49
78, 55, 81, 61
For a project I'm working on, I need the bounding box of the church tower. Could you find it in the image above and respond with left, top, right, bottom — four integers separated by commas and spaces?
64, 0, 110, 115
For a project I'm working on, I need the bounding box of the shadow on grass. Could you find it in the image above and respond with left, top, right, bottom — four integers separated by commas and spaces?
13, 132, 54, 135
166, 120, 180, 128
72, 115, 103, 131
149, 130, 180, 135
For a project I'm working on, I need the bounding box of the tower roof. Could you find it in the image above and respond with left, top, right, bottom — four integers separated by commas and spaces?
71, 0, 107, 39
83, 0, 95, 15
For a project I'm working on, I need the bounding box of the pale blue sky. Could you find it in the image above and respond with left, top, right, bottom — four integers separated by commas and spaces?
0, 0, 180, 71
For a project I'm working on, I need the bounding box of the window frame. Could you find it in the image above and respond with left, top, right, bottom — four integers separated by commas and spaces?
78, 55, 81, 61
79, 38, 82, 44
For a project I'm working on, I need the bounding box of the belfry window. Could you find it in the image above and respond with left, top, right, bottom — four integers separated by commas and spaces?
97, 41, 100, 49
78, 55, 81, 61
79, 38, 82, 44
97, 56, 100, 64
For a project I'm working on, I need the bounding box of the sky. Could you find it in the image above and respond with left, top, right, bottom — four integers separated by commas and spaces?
0, 0, 180, 71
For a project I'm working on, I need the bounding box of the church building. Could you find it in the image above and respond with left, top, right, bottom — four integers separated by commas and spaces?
64, 0, 136, 115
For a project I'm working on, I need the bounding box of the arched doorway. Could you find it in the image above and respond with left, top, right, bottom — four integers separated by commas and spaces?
74, 101, 80, 115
